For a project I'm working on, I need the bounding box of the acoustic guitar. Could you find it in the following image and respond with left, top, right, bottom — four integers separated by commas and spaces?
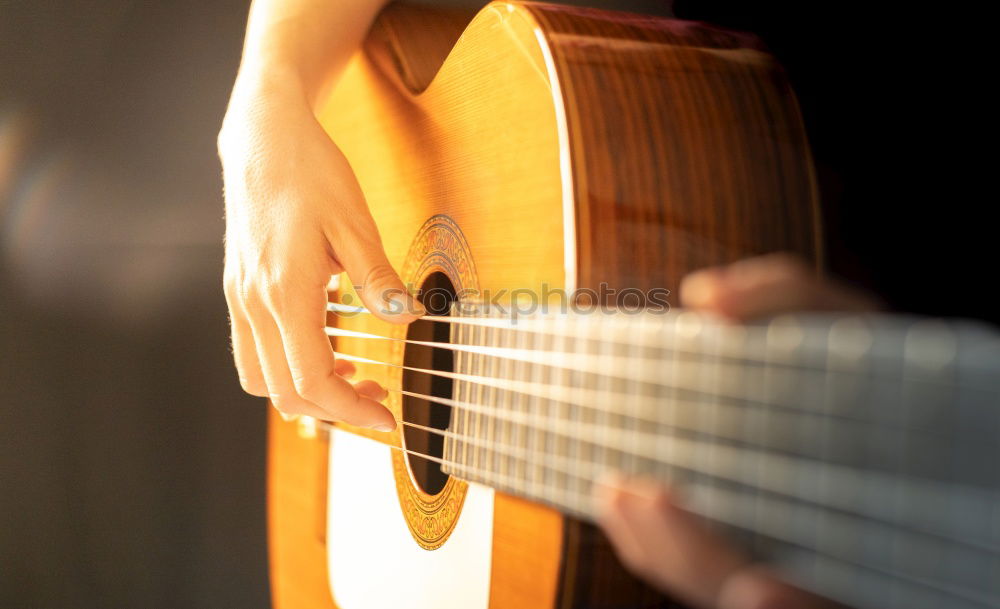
267, 3, 1000, 609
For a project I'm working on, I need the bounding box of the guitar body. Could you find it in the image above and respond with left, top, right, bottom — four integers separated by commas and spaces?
268, 2, 820, 608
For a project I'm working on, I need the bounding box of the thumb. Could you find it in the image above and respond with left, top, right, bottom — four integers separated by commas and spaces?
359, 260, 425, 322
338, 234, 424, 323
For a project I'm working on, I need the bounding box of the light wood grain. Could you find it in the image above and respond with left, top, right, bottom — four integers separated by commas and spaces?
267, 410, 336, 609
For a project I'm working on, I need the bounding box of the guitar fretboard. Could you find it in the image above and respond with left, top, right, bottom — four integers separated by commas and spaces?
440, 308, 1000, 609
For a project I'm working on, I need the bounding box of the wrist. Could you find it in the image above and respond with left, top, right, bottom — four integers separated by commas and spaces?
219, 62, 313, 150
231, 59, 310, 110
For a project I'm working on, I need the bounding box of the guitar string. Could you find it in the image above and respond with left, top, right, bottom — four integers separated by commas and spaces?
335, 342, 996, 533
325, 305, 995, 386
316, 309, 999, 570
327, 301, 869, 358
317, 415, 996, 589
314, 327, 999, 603
312, 408, 997, 595
326, 301, 983, 362
331, 348, 983, 440
318, 421, 992, 598
384, 414, 997, 557
374, 385, 996, 551
314, 363, 1000, 567
326, 305, 997, 494
324, 324, 987, 393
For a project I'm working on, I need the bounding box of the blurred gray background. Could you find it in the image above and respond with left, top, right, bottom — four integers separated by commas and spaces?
1, 1, 269, 607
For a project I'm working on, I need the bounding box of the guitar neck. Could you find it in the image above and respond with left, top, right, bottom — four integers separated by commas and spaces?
440, 309, 1000, 609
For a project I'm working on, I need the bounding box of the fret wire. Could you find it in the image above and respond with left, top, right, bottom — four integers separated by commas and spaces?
518, 323, 534, 498
441, 335, 451, 468
900, 322, 958, 584
485, 321, 500, 481
702, 313, 722, 534
619, 316, 640, 479
903, 322, 957, 480
819, 319, 864, 577
516, 324, 530, 480
507, 324, 521, 483
444, 318, 455, 474
495, 318, 512, 484
456, 317, 470, 478
388, 385, 1000, 551
587, 318, 608, 496
664, 309, 683, 491
551, 322, 570, 505
442, 312, 454, 469
456, 314, 470, 475
674, 315, 706, 513
745, 321, 766, 557
756, 318, 788, 556
471, 321, 484, 480
568, 318, 588, 502
463, 317, 475, 479
462, 321, 473, 479
479, 322, 492, 480
478, 320, 489, 478
889, 328, 913, 587
468, 318, 479, 479
480, 321, 491, 477
467, 320, 480, 478
447, 315, 457, 476
793, 318, 825, 575
532, 325, 551, 505
531, 322, 549, 500
568, 319, 586, 504
594, 318, 614, 476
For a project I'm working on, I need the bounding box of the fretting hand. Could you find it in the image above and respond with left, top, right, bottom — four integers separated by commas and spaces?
594, 254, 875, 609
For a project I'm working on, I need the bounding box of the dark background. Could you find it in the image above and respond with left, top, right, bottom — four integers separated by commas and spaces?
0, 1, 990, 609
1, 1, 269, 608
674, 1, 992, 324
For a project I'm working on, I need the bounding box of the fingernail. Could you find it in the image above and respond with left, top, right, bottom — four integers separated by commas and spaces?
371, 421, 396, 432
681, 270, 720, 308
386, 292, 425, 317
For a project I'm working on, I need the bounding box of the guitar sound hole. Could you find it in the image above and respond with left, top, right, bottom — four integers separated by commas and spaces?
402, 272, 455, 495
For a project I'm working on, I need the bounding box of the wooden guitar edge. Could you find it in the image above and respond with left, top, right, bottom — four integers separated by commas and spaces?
267, 409, 337, 609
